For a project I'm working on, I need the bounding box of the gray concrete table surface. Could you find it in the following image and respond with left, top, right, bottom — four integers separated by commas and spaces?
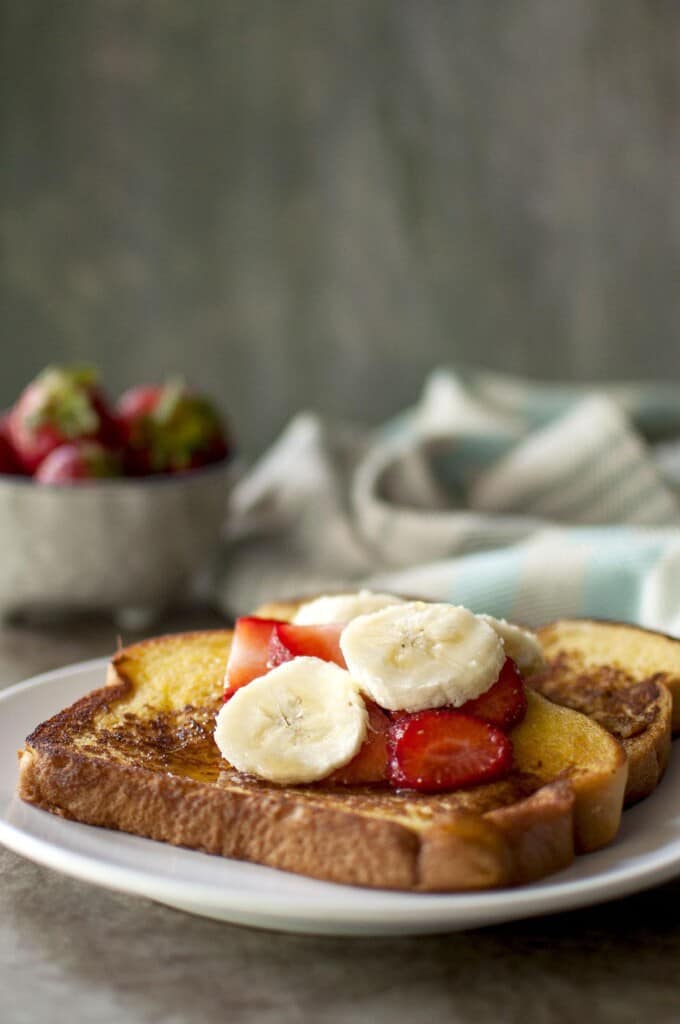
1, 611, 680, 1024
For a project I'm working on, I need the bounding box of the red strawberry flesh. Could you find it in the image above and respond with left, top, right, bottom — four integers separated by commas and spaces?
388, 710, 513, 792
224, 617, 345, 697
224, 618, 292, 695
460, 658, 528, 729
326, 702, 391, 785
276, 621, 346, 667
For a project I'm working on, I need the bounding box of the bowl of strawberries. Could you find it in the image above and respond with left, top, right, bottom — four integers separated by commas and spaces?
0, 365, 236, 625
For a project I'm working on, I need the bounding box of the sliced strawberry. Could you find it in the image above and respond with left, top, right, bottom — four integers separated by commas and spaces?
224, 617, 346, 697
460, 658, 528, 729
388, 710, 513, 792
276, 622, 346, 668
224, 618, 293, 695
326, 702, 391, 785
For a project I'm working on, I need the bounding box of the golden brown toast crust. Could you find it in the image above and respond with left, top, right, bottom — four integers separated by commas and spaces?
18, 627, 627, 891
533, 619, 674, 804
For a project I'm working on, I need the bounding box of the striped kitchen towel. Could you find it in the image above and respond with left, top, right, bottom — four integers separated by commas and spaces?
217, 368, 680, 635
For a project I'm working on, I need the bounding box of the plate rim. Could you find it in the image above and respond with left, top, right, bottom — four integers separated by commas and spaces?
2, 659, 680, 931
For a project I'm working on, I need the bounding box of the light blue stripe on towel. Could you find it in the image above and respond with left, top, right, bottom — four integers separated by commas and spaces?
580, 533, 667, 623
447, 545, 525, 620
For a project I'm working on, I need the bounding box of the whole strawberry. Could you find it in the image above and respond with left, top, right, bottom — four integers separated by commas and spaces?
8, 366, 120, 475
35, 441, 122, 484
0, 416, 25, 475
117, 379, 229, 475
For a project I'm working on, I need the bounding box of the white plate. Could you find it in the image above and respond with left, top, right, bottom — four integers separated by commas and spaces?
1, 659, 680, 936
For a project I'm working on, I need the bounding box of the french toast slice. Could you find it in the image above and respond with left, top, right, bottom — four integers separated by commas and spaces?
532, 619, 675, 804
18, 629, 627, 891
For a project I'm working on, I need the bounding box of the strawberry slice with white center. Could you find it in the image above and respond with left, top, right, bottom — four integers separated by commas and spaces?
224, 617, 346, 697
388, 710, 513, 792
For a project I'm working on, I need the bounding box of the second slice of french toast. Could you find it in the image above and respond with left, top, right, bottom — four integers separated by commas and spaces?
532, 619, 675, 804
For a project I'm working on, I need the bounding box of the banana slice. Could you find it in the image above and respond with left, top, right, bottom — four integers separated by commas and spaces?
214, 657, 368, 785
292, 589, 405, 625
340, 602, 505, 712
478, 615, 546, 676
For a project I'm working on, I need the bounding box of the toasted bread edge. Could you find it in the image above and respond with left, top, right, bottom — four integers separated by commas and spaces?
535, 618, 676, 804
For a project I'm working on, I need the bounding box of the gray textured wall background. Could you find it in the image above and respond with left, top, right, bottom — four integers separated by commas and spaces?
1, 1, 679, 455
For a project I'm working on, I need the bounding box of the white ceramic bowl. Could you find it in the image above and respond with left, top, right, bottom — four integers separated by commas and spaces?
0, 460, 237, 625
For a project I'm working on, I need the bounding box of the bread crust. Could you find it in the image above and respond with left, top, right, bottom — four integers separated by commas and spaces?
17, 626, 629, 892
534, 618, 675, 804
19, 735, 579, 891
